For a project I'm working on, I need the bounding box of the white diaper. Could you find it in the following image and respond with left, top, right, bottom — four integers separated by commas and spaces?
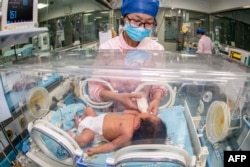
77, 113, 108, 142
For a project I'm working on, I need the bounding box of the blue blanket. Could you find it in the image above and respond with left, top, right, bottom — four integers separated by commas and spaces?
42, 104, 194, 165
41, 103, 86, 160
49, 103, 86, 131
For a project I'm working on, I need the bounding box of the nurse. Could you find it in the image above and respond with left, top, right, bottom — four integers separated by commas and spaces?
99, 0, 164, 50
196, 28, 213, 54
88, 0, 166, 115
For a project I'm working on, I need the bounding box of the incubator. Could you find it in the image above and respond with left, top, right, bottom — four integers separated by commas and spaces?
0, 49, 250, 167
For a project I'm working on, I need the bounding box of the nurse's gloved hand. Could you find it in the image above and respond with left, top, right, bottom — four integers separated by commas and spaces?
148, 98, 160, 115
117, 93, 141, 110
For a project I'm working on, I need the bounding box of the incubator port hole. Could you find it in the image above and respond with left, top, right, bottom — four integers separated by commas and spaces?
206, 101, 230, 143
30, 93, 46, 106
213, 105, 225, 137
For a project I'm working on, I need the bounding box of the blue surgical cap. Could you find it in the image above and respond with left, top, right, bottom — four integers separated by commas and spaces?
121, 0, 159, 18
196, 28, 205, 35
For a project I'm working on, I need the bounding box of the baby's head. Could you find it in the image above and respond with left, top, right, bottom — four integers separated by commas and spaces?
132, 113, 167, 144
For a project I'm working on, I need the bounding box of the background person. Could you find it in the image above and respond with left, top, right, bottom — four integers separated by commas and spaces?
196, 28, 213, 54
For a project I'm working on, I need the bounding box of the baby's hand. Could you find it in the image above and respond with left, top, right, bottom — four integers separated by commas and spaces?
85, 147, 96, 156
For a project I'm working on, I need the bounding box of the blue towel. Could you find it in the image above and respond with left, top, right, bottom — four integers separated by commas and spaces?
40, 103, 86, 160
41, 135, 70, 160
158, 105, 194, 156
50, 103, 86, 131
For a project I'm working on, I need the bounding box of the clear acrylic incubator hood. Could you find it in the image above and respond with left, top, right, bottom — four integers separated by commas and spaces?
0, 49, 250, 167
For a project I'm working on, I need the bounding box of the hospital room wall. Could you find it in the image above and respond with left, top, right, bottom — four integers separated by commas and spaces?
38, 0, 108, 22
209, 0, 250, 13
160, 0, 210, 13
156, 8, 177, 52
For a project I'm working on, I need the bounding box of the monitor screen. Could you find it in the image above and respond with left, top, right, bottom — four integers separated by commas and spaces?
1, 0, 38, 30
7, 0, 33, 23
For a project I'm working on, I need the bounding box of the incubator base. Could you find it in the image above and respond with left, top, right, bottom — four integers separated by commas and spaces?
26, 149, 74, 167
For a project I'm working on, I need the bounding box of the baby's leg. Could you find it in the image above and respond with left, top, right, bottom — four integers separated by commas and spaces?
75, 129, 95, 147
75, 107, 96, 128
74, 115, 80, 128
81, 107, 96, 120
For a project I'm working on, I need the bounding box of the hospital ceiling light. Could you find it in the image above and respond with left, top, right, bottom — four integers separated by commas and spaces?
242, 5, 250, 8
85, 10, 95, 13
101, 11, 109, 14
38, 3, 48, 9
141, 71, 159, 76
141, 79, 158, 82
160, 74, 181, 78
65, 66, 79, 69
180, 70, 196, 73
180, 53, 197, 57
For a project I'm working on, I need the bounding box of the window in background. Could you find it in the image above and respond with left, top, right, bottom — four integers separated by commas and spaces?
212, 9, 250, 51
165, 17, 180, 41
164, 9, 209, 51
39, 10, 110, 49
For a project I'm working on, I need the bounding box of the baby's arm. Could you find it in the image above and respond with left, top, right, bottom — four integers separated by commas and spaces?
123, 109, 140, 115
86, 134, 131, 155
